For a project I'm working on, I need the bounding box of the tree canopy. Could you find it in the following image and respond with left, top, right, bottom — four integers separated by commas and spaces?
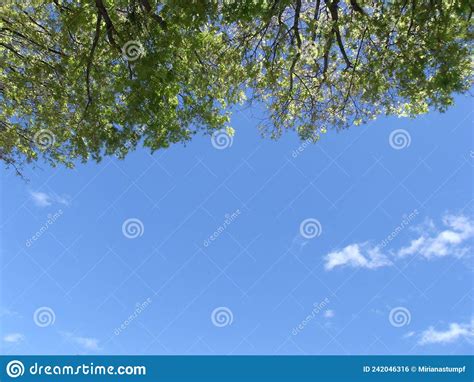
1, 0, 472, 172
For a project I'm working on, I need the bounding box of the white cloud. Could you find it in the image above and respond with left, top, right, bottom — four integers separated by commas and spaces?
324, 214, 474, 272
398, 214, 474, 259
30, 191, 70, 208
73, 336, 101, 351
324, 309, 335, 318
3, 333, 25, 344
324, 243, 392, 271
418, 320, 474, 345
30, 191, 52, 207
62, 332, 101, 352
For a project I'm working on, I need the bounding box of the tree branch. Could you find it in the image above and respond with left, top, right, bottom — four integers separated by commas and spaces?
326, 0, 352, 69
139, 0, 167, 30
85, 13, 102, 110
311, 0, 322, 41
95, 0, 121, 51
289, 0, 302, 92
350, 0, 365, 15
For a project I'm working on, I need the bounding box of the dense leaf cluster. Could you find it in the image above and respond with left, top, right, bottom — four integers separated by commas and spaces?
0, 0, 472, 171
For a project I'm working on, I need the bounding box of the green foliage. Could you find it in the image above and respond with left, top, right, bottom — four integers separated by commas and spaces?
0, 0, 472, 171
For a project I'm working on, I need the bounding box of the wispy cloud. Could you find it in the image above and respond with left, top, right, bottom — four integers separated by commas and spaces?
3, 333, 25, 344
324, 309, 335, 318
61, 332, 101, 352
30, 191, 70, 208
398, 214, 474, 259
30, 191, 52, 207
324, 243, 392, 271
324, 214, 473, 271
0, 307, 20, 318
418, 320, 474, 345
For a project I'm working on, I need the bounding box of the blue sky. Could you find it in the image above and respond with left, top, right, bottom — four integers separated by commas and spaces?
0, 94, 473, 355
